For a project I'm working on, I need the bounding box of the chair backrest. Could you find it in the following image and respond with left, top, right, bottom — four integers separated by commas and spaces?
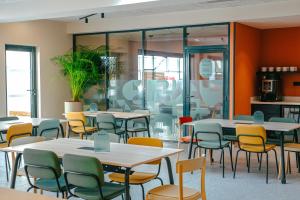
132, 109, 150, 124
234, 115, 254, 121
0, 116, 19, 121
66, 112, 86, 127
96, 113, 116, 130
23, 148, 61, 179
63, 154, 104, 188
178, 116, 193, 126
128, 137, 163, 165
193, 122, 223, 142
90, 103, 98, 112
10, 136, 46, 147
253, 111, 264, 123
176, 157, 206, 200
6, 123, 32, 146
37, 119, 61, 139
236, 125, 266, 149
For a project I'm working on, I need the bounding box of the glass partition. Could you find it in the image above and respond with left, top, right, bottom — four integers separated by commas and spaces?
187, 24, 228, 46
107, 31, 143, 111
144, 28, 183, 139
76, 34, 107, 111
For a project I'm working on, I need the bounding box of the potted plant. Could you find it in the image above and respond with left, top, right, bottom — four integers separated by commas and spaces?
52, 46, 106, 113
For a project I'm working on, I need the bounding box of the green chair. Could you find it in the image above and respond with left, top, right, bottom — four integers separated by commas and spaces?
194, 122, 233, 178
96, 113, 127, 143
37, 119, 61, 139
23, 148, 68, 198
63, 154, 125, 200
126, 109, 150, 138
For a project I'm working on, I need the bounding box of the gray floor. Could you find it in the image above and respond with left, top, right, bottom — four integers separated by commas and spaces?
1, 142, 300, 200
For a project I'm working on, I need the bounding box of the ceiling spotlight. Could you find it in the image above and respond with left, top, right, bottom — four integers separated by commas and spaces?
85, 18, 88, 23
101, 13, 105, 19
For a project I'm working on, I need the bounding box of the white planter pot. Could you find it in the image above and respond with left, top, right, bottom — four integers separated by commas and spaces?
64, 101, 82, 113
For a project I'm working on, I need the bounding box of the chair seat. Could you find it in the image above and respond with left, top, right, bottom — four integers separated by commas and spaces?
240, 144, 276, 152
72, 126, 97, 134
35, 176, 68, 192
109, 171, 157, 184
223, 135, 237, 141
147, 184, 201, 200
74, 182, 125, 200
0, 142, 8, 148
197, 140, 230, 149
179, 136, 200, 143
285, 143, 300, 152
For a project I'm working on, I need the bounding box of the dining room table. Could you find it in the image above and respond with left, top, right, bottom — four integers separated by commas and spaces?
0, 117, 67, 137
0, 138, 182, 200
183, 118, 300, 184
83, 111, 151, 142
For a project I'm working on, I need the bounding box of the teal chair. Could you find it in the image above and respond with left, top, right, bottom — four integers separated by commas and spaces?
126, 109, 150, 138
234, 115, 254, 121
194, 122, 233, 177
23, 148, 68, 198
96, 113, 127, 143
268, 117, 297, 145
37, 119, 61, 139
107, 108, 124, 128
63, 154, 125, 200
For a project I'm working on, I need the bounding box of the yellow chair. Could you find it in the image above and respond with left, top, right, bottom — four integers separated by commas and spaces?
0, 123, 33, 181
278, 143, 300, 178
109, 137, 163, 200
146, 157, 206, 200
234, 125, 278, 184
65, 112, 97, 139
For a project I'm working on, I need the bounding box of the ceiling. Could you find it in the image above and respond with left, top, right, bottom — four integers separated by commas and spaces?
1, 0, 300, 30
0, 0, 285, 23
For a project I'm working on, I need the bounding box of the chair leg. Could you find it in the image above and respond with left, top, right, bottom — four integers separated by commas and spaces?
233, 150, 240, 179
287, 152, 292, 174
4, 153, 9, 182
246, 152, 249, 169
222, 149, 225, 178
248, 152, 251, 173
156, 177, 164, 185
273, 149, 279, 174
266, 153, 269, 184
228, 146, 234, 171
259, 153, 263, 171
140, 184, 145, 200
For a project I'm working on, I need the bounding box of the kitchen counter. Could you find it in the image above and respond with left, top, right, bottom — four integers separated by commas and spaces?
251, 96, 300, 106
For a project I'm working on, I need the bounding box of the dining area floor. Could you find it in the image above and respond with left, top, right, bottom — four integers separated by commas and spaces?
0, 141, 299, 200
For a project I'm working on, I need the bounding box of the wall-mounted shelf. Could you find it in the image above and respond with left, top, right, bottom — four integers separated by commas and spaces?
257, 71, 300, 75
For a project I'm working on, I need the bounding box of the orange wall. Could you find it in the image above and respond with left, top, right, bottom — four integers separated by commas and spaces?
261, 27, 300, 96
234, 23, 261, 115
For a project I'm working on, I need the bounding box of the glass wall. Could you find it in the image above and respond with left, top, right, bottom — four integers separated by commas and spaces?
74, 23, 230, 140
144, 28, 183, 139
107, 31, 143, 111
76, 34, 107, 111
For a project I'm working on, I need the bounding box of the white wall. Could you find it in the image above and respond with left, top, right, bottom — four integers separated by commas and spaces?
0, 20, 72, 118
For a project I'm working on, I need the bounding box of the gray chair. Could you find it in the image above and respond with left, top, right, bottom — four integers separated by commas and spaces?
37, 119, 61, 139
96, 113, 127, 143
63, 154, 125, 200
23, 148, 68, 198
127, 109, 150, 138
107, 108, 124, 128
194, 122, 233, 177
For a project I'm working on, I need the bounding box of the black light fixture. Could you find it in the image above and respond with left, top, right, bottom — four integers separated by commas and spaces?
79, 13, 97, 23
101, 13, 105, 19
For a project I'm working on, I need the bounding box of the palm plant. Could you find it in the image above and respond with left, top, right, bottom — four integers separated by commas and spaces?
52, 46, 106, 101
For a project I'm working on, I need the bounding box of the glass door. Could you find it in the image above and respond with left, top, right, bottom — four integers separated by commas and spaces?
5, 45, 37, 117
184, 46, 229, 119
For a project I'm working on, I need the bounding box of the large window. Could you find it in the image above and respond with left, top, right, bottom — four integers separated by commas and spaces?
74, 23, 230, 140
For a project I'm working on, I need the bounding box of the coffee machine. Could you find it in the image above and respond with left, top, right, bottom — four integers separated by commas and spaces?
259, 72, 282, 101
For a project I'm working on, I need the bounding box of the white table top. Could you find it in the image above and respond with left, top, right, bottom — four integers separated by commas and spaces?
0, 138, 182, 168
84, 111, 150, 120
0, 117, 67, 132
184, 118, 300, 132
0, 188, 61, 200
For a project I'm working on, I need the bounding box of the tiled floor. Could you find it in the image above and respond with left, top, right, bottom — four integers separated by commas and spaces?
1, 142, 300, 200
